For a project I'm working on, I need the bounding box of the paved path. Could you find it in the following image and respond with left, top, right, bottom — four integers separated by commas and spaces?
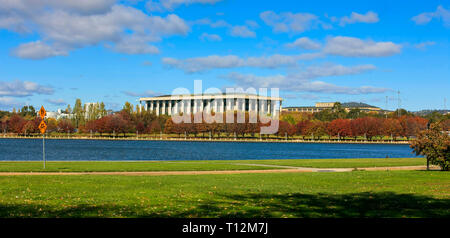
0, 165, 437, 176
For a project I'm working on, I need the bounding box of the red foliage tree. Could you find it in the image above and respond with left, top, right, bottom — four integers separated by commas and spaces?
327, 119, 352, 139
58, 119, 75, 133
382, 118, 402, 140
351, 117, 382, 140
8, 114, 26, 134
399, 116, 428, 139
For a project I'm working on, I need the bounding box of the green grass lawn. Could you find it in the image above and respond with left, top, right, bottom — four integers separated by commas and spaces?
0, 161, 271, 172
0, 158, 425, 172
0, 171, 448, 218
229, 157, 426, 168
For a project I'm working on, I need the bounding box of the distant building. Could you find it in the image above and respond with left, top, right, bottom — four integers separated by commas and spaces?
139, 93, 283, 117
39, 109, 73, 120
282, 102, 382, 113
84, 102, 99, 119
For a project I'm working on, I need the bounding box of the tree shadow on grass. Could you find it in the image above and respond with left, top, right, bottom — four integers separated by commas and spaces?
0, 192, 448, 218
173, 192, 450, 218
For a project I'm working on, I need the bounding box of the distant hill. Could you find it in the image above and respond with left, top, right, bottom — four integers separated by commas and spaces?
341, 102, 379, 108
413, 109, 450, 116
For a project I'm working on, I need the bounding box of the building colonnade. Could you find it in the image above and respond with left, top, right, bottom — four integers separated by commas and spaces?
139, 94, 283, 117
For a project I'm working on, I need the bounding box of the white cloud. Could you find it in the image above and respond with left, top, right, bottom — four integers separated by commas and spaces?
12, 41, 68, 60
162, 53, 322, 73
122, 90, 161, 97
199, 33, 222, 41
1, 3, 190, 59
0, 97, 23, 110
193, 19, 257, 38
111, 34, 160, 54
147, 0, 223, 12
260, 10, 329, 34
0, 80, 54, 97
46, 98, 67, 106
339, 11, 379, 26
224, 64, 383, 94
323, 36, 401, 57
285, 37, 321, 50
412, 5, 450, 27
0, 0, 116, 15
245, 20, 259, 28
414, 41, 436, 50
229, 25, 256, 38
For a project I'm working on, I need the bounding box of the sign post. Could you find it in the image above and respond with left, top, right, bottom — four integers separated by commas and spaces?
39, 106, 47, 169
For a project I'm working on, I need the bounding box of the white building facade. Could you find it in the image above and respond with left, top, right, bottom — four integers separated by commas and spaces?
139, 93, 283, 117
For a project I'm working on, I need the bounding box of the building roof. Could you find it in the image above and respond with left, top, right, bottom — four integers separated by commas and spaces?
140, 93, 283, 101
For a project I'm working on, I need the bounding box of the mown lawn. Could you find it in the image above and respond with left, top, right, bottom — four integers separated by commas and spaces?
0, 171, 448, 218
0, 161, 270, 172
229, 157, 426, 168
0, 158, 425, 172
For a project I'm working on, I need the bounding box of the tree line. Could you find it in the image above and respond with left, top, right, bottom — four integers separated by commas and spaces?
1, 100, 449, 140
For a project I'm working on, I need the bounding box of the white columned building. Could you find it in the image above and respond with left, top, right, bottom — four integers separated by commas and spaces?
139, 93, 283, 117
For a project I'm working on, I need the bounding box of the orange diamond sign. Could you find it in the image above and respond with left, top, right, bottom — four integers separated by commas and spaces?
39, 120, 47, 134
39, 106, 46, 119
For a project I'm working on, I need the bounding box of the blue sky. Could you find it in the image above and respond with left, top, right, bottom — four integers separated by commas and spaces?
0, 0, 448, 112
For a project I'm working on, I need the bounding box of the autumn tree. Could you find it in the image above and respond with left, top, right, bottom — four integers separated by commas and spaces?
410, 123, 449, 171
399, 116, 428, 139
295, 120, 312, 139
58, 119, 75, 133
8, 114, 26, 134
22, 121, 36, 135
351, 117, 382, 140
382, 118, 402, 140
46, 118, 58, 133
327, 119, 352, 140
305, 121, 327, 140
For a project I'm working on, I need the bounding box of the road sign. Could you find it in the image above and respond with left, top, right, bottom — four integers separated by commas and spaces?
39, 120, 47, 134
39, 106, 46, 119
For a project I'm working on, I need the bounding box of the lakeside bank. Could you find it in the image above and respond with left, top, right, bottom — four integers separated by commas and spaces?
0, 135, 410, 144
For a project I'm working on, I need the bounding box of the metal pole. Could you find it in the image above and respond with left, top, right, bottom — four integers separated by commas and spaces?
43, 133, 46, 169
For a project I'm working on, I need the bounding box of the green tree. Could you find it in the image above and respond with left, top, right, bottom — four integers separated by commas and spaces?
72, 99, 85, 129
410, 123, 450, 171
123, 102, 134, 116
99, 102, 107, 117
66, 104, 72, 114
19, 106, 36, 118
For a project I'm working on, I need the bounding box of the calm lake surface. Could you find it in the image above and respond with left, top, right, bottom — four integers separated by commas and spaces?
0, 138, 421, 161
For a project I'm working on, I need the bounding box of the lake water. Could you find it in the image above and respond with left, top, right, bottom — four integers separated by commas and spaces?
0, 138, 421, 161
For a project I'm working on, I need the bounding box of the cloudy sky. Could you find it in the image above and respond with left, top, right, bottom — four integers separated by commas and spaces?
0, 0, 448, 111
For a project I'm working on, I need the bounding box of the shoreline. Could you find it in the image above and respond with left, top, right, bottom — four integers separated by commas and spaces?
0, 135, 411, 144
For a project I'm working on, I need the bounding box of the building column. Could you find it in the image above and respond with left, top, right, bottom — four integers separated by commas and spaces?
188, 100, 192, 114
149, 101, 153, 112
193, 99, 197, 113
241, 99, 245, 112
249, 99, 255, 112
205, 99, 210, 113
155, 101, 160, 116
200, 99, 204, 113
272, 101, 277, 117
161, 100, 166, 115
214, 99, 218, 113
168, 100, 172, 116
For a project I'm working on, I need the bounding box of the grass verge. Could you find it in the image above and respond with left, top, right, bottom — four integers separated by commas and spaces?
0, 158, 425, 172
0, 171, 448, 218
